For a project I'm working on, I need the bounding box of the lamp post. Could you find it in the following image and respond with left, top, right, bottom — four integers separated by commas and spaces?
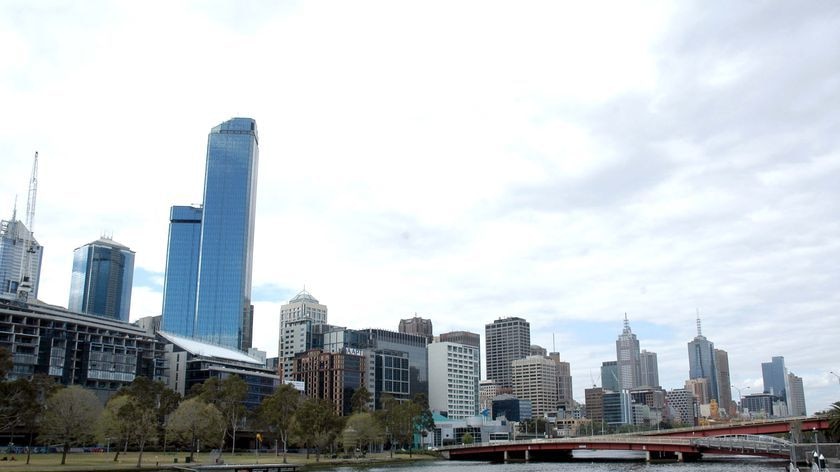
830, 371, 840, 385
730, 385, 750, 418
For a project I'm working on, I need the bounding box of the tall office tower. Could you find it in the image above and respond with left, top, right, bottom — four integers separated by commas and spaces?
615, 314, 641, 390
512, 355, 558, 417
68, 237, 135, 321
685, 378, 710, 405
485, 317, 530, 389
549, 352, 574, 414
398, 315, 433, 342
714, 349, 733, 416
293, 349, 365, 416
193, 118, 259, 350
428, 341, 480, 419
787, 372, 806, 416
584, 387, 605, 424
640, 350, 659, 388
601, 361, 619, 392
0, 218, 43, 298
161, 205, 202, 337
762, 356, 788, 401
687, 315, 719, 403
278, 289, 328, 380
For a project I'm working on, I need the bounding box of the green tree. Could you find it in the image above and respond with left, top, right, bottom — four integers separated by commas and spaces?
99, 395, 157, 467
350, 386, 372, 413
197, 376, 248, 453
380, 396, 421, 457
166, 397, 224, 462
412, 393, 435, 449
293, 398, 343, 461
342, 412, 384, 455
827, 401, 840, 441
255, 384, 300, 463
99, 395, 134, 457
40, 386, 102, 465
461, 432, 474, 444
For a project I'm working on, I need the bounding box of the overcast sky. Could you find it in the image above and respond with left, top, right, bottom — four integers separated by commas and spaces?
2, 1, 839, 412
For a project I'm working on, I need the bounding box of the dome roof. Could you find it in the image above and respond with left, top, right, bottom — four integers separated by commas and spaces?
289, 289, 318, 304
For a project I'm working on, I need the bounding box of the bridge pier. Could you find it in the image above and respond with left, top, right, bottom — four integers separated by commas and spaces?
678, 452, 702, 462
646, 451, 680, 462
525, 449, 529, 463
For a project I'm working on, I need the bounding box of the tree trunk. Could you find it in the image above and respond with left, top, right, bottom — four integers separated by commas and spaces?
282, 437, 287, 464
26, 432, 32, 465
61, 442, 68, 465
231, 426, 236, 454
136, 439, 145, 468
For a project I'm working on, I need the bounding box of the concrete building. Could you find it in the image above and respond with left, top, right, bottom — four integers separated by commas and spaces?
615, 314, 641, 391
0, 297, 165, 402
685, 378, 710, 406
293, 348, 366, 416
479, 380, 498, 416
714, 348, 734, 416
530, 345, 547, 357
398, 315, 433, 342
278, 289, 327, 380
549, 352, 574, 414
640, 350, 659, 388
0, 218, 43, 299
665, 389, 697, 426
428, 341, 480, 419
439, 331, 480, 348
485, 317, 530, 389
742, 393, 778, 418
512, 355, 558, 417
584, 387, 605, 424
787, 372, 807, 416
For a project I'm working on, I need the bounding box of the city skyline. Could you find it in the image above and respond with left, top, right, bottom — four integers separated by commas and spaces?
1, 2, 839, 411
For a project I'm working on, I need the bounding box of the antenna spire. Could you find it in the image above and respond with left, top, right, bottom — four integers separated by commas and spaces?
696, 308, 702, 336
623, 312, 631, 333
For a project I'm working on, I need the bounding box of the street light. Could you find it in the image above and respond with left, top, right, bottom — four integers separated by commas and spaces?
730, 385, 750, 418
830, 371, 840, 385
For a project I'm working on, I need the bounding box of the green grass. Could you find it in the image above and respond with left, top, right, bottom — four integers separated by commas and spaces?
0, 450, 436, 471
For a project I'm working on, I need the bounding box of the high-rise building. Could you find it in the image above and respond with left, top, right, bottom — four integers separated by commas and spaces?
549, 352, 574, 414
278, 289, 327, 380
601, 361, 619, 392
787, 372, 806, 416
584, 387, 605, 424
684, 378, 710, 405
687, 315, 718, 403
714, 349, 733, 416
666, 389, 697, 426
530, 345, 547, 357
428, 341, 480, 419
603, 390, 632, 426
616, 314, 641, 391
293, 348, 365, 416
439, 331, 480, 348
512, 355, 558, 417
68, 237, 135, 321
161, 205, 202, 337
762, 356, 788, 401
640, 350, 659, 388
479, 380, 498, 415
0, 218, 44, 299
162, 118, 259, 350
485, 317, 530, 389
398, 315, 433, 342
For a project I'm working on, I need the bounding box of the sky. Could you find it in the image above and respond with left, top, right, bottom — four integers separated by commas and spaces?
2, 1, 839, 412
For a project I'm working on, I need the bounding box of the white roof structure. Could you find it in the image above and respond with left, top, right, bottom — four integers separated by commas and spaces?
158, 331, 263, 365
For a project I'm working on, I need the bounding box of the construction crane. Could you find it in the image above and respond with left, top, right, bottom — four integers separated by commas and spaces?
17, 151, 38, 302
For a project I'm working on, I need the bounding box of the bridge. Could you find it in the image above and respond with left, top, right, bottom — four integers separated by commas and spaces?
440, 416, 834, 463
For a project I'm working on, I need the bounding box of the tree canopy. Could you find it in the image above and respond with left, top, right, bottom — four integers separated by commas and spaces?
40, 386, 102, 465
166, 397, 224, 462
256, 383, 300, 463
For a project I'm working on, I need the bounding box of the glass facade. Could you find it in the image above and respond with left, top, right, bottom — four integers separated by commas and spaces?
0, 219, 43, 298
193, 118, 259, 349
68, 238, 135, 321
161, 205, 202, 337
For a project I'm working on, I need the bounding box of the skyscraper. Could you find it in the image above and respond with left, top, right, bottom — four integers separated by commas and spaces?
761, 356, 787, 401
512, 355, 558, 417
616, 314, 641, 391
601, 361, 619, 392
640, 350, 659, 388
278, 289, 328, 380
549, 352, 574, 414
68, 237, 135, 321
0, 218, 43, 298
485, 317, 530, 389
161, 118, 259, 350
398, 315, 433, 342
428, 341, 480, 419
687, 315, 718, 403
714, 349, 733, 415
161, 205, 202, 337
787, 372, 806, 416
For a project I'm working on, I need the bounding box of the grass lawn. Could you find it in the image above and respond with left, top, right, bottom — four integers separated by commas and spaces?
0, 450, 437, 471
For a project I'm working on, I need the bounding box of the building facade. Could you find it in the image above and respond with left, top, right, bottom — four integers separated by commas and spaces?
787, 372, 806, 416
278, 290, 327, 380
485, 317, 530, 390
191, 117, 259, 350
640, 350, 659, 388
601, 360, 619, 392
0, 219, 43, 299
428, 341, 480, 419
398, 315, 433, 342
68, 237, 135, 321
161, 205, 202, 337
687, 316, 718, 403
293, 348, 366, 416
439, 331, 480, 348
762, 356, 788, 401
714, 348, 734, 416
615, 315, 641, 391
665, 388, 697, 426
512, 355, 559, 418
549, 352, 574, 414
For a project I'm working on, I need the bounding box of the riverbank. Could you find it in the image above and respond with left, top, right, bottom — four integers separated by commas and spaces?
0, 451, 438, 471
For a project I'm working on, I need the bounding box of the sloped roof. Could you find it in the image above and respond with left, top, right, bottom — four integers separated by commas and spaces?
158, 331, 263, 365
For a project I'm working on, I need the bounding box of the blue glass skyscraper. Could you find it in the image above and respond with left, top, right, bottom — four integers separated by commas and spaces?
68, 237, 135, 321
161, 205, 202, 336
161, 118, 258, 350
687, 315, 719, 403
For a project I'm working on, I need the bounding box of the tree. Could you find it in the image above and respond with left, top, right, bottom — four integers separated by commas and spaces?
827, 401, 840, 441
0, 346, 11, 379
40, 386, 102, 465
99, 396, 134, 458
166, 397, 224, 462
99, 395, 157, 467
255, 384, 300, 463
461, 432, 474, 444
197, 376, 248, 453
342, 412, 384, 455
350, 386, 372, 413
293, 398, 343, 462
412, 393, 435, 448
380, 396, 421, 457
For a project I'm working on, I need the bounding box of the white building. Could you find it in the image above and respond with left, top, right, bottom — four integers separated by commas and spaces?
428, 341, 480, 419
278, 289, 327, 380
512, 355, 559, 418
0, 218, 43, 298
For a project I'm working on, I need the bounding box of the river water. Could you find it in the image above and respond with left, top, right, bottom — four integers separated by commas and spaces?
327, 455, 789, 472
